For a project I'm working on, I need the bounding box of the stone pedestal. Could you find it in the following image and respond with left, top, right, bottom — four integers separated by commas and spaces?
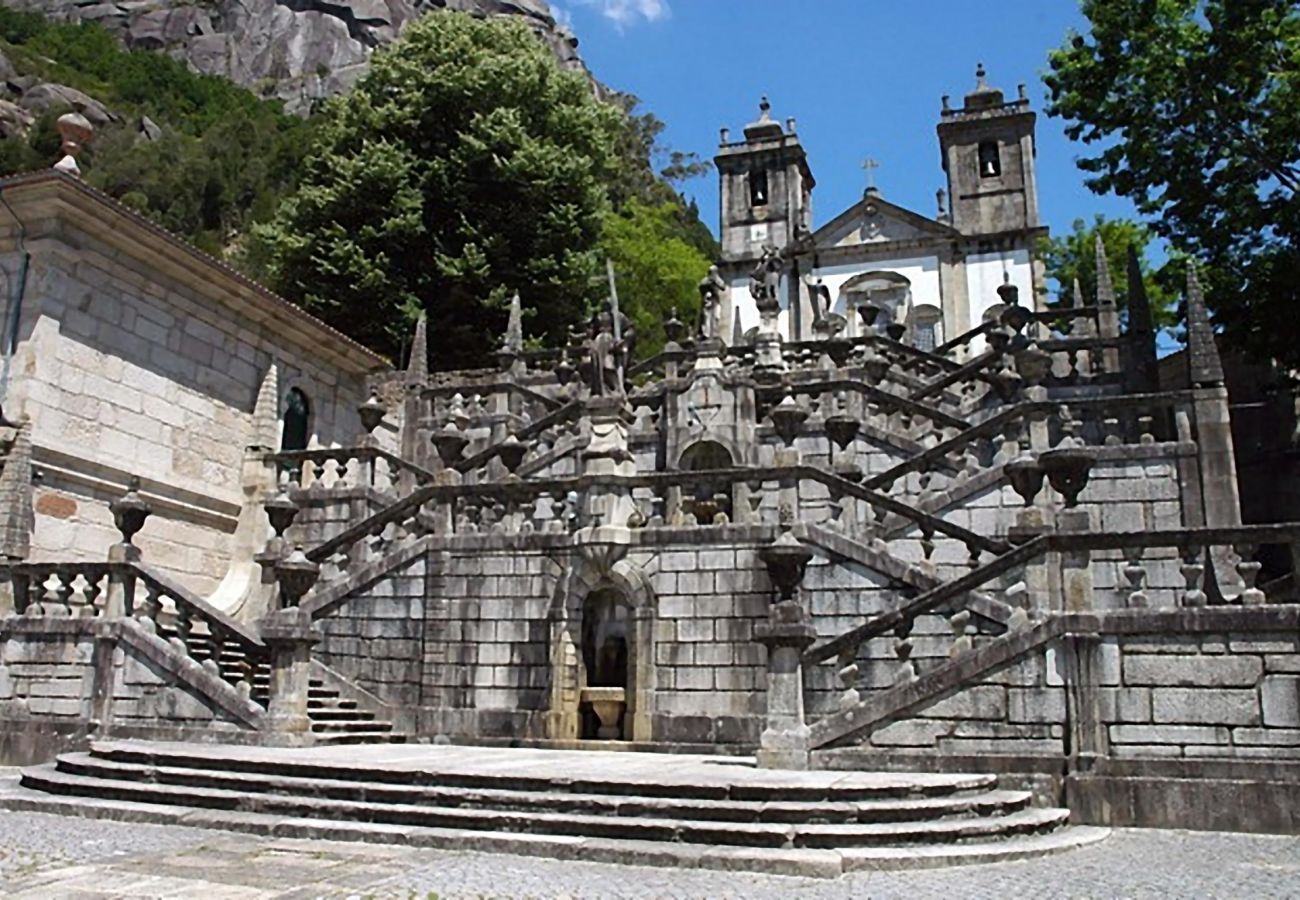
580, 686, 627, 740
755, 612, 818, 769
104, 542, 141, 618
581, 396, 637, 527
258, 606, 320, 745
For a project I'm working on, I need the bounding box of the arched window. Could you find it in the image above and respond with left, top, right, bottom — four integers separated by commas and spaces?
749, 168, 769, 207
978, 140, 1002, 178
911, 305, 943, 353
281, 387, 310, 452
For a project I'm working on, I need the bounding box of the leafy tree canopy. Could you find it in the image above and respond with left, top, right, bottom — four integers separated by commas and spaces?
1045, 0, 1300, 365
602, 199, 711, 358
1038, 215, 1177, 329
249, 12, 624, 367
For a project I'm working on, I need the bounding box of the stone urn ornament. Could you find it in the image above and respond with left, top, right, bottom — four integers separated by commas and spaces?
768, 390, 809, 447
357, 390, 386, 435
274, 545, 320, 609
110, 476, 151, 546
54, 112, 93, 177
430, 423, 470, 467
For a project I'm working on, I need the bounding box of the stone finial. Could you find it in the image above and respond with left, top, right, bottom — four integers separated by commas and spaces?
1071, 277, 1085, 309
405, 311, 428, 387
1185, 260, 1224, 387
758, 95, 772, 120
1094, 234, 1116, 308
53, 112, 93, 177
1125, 243, 1159, 391
975, 62, 988, 90
503, 290, 523, 354
250, 362, 279, 451
732, 309, 744, 345
719, 126, 730, 144
936, 188, 947, 219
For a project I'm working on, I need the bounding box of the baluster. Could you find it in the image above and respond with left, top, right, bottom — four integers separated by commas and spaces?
83, 570, 104, 615
45, 569, 73, 617
1138, 414, 1155, 444
174, 601, 194, 650
136, 581, 164, 631
13, 569, 30, 616
1103, 417, 1122, 446
948, 609, 973, 657
1121, 545, 1149, 607
1234, 543, 1265, 605
919, 523, 936, 562
965, 542, 982, 571
1180, 545, 1206, 607
837, 645, 860, 709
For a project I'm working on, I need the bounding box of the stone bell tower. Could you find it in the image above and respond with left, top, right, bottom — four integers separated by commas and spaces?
715, 97, 815, 263
937, 64, 1040, 236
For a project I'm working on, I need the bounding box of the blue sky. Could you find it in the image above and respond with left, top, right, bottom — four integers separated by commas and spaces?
555, 0, 1140, 298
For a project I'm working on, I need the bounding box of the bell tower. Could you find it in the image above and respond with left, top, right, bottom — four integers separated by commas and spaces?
937, 65, 1039, 236
715, 98, 814, 263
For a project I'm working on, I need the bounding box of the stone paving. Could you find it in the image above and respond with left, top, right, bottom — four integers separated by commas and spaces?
0, 809, 1297, 899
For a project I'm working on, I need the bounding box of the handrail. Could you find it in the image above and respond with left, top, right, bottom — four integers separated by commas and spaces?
802, 522, 1300, 666
300, 462, 1010, 566
267, 445, 439, 487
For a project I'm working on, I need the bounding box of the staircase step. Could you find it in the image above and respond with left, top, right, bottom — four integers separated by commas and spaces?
309, 699, 358, 711
85, 743, 998, 802
308, 709, 377, 722
311, 720, 393, 734
16, 766, 1063, 850
312, 732, 408, 746
49, 754, 1033, 826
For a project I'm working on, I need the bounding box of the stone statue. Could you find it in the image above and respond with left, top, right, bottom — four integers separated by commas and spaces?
586, 309, 635, 397
804, 273, 831, 327
749, 244, 783, 317
697, 265, 726, 340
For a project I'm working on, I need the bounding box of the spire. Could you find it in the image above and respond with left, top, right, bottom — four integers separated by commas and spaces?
1185, 260, 1223, 387
405, 311, 428, 387
1094, 234, 1116, 308
1071, 277, 1085, 309
503, 291, 523, 354
732, 308, 744, 345
250, 362, 279, 451
1124, 244, 1160, 392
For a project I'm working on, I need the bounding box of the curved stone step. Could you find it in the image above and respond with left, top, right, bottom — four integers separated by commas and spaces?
18, 765, 1064, 850
51, 754, 1034, 825
85, 741, 1000, 803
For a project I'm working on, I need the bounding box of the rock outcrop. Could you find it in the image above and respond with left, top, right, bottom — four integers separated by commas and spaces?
2, 0, 587, 114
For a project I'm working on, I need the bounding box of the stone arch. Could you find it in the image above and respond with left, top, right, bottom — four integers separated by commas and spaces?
839, 270, 912, 337
280, 386, 311, 452
675, 439, 736, 524
548, 554, 657, 743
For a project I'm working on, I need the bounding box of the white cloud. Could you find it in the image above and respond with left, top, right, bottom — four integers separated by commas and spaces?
573, 0, 670, 31
551, 3, 574, 29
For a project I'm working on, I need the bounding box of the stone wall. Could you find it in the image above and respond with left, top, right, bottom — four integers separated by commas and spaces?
0, 174, 385, 596
0, 616, 262, 764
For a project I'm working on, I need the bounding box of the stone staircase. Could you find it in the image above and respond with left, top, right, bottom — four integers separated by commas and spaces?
158, 619, 404, 745
7, 742, 1107, 876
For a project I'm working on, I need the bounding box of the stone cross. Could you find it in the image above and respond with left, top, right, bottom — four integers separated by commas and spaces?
861, 158, 880, 191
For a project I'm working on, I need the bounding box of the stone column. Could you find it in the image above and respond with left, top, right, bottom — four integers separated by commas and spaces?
755, 532, 817, 769
1060, 631, 1107, 775
258, 547, 321, 745
260, 606, 320, 744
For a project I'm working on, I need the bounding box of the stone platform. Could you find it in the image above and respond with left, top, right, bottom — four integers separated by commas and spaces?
3, 741, 1108, 877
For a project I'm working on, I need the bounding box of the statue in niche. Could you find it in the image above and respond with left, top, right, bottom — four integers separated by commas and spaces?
803, 273, 832, 328
697, 265, 726, 340
586, 308, 634, 397
749, 244, 784, 316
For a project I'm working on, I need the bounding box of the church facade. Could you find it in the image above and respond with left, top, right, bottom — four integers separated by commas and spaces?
715, 66, 1045, 353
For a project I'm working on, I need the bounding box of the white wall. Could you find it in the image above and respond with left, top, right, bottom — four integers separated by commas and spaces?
815, 256, 942, 338
964, 248, 1034, 333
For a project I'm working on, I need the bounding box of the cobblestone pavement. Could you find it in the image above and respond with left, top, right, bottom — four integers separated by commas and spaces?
0, 810, 1297, 899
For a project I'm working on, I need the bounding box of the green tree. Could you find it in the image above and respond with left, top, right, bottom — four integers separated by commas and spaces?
249, 12, 621, 367
1045, 0, 1300, 365
604, 199, 711, 358
1037, 215, 1176, 328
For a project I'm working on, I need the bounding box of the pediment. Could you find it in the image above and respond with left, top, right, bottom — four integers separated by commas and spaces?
812, 194, 958, 250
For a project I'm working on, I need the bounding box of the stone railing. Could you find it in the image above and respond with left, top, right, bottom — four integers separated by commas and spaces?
858, 391, 1196, 494
5, 559, 269, 704
268, 446, 437, 493
799, 523, 1300, 742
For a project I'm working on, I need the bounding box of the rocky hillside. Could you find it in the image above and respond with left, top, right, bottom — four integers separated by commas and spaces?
1, 0, 586, 113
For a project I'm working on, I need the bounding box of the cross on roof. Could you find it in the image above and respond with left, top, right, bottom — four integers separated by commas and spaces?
861, 158, 880, 190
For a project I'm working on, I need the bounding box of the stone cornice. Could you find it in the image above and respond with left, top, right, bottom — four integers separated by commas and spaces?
0, 171, 388, 376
